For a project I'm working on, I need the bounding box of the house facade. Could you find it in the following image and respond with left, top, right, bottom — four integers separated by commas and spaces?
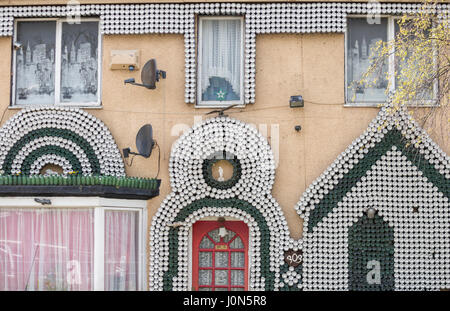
0, 0, 448, 291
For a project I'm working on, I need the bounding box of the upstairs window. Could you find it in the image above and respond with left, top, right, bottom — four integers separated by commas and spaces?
346, 17, 388, 105
346, 16, 437, 106
13, 19, 101, 107
197, 17, 244, 107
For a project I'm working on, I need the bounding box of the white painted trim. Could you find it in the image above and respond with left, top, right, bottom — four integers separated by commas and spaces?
54, 20, 62, 105
0, 196, 101, 207
11, 17, 102, 108
93, 207, 105, 291
99, 197, 147, 209
0, 196, 147, 208
196, 16, 245, 108
388, 17, 396, 92
141, 206, 148, 291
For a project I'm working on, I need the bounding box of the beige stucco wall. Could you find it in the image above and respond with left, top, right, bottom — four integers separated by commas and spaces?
1, 30, 449, 239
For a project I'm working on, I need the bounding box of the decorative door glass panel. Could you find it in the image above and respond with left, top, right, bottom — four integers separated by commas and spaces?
215, 270, 228, 286
199, 236, 214, 249
230, 236, 243, 249
215, 252, 228, 268
231, 270, 244, 286
199, 252, 213, 267
222, 231, 235, 243
60, 22, 99, 103
199, 270, 212, 286
230, 252, 245, 268
208, 229, 221, 243
193, 221, 248, 291
15, 21, 56, 105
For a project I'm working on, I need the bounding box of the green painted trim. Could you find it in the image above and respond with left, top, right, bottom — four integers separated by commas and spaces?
308, 129, 450, 232
20, 145, 82, 175
2, 128, 101, 175
163, 197, 275, 291
0, 174, 159, 189
348, 214, 395, 291
202, 155, 242, 190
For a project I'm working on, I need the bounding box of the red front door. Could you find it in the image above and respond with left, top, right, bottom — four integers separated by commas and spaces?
192, 221, 249, 291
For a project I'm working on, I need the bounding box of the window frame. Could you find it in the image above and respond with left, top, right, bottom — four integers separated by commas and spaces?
196, 16, 245, 108
0, 197, 147, 291
344, 15, 438, 107
11, 17, 102, 108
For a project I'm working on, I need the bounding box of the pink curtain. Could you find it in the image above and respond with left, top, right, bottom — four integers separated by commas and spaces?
104, 211, 138, 291
0, 208, 94, 291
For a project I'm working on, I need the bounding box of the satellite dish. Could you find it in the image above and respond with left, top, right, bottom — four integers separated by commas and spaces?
136, 124, 155, 158
122, 124, 155, 158
142, 59, 157, 89
124, 59, 166, 89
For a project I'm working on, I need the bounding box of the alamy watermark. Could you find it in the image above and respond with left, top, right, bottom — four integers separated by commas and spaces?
170, 116, 280, 169
367, 0, 382, 25
66, 0, 81, 25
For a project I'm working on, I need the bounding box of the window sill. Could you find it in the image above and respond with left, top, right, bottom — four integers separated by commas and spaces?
9, 104, 103, 110
344, 101, 440, 108
344, 102, 385, 108
195, 101, 245, 109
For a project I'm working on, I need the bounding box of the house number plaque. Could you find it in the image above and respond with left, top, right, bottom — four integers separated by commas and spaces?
284, 249, 303, 267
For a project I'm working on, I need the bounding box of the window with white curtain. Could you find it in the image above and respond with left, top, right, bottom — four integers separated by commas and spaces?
0, 202, 145, 291
197, 17, 244, 107
104, 210, 138, 291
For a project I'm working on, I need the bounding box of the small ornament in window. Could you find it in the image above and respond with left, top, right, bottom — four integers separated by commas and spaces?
216, 89, 226, 101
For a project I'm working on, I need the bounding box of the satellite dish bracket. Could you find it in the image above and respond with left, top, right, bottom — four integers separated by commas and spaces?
124, 59, 166, 90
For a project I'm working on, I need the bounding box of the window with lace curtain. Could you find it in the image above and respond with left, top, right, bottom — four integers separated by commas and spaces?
12, 18, 101, 107
197, 17, 244, 107
0, 202, 146, 291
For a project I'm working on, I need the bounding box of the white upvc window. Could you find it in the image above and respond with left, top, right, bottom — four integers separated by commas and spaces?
197, 16, 244, 108
12, 18, 102, 107
0, 197, 147, 291
345, 16, 437, 107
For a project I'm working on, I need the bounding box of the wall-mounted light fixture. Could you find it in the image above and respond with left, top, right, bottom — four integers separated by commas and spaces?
289, 95, 304, 108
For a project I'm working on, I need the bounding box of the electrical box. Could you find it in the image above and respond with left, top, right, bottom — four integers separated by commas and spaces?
110, 50, 140, 70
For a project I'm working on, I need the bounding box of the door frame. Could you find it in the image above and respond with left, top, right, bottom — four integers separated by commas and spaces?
191, 220, 249, 291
